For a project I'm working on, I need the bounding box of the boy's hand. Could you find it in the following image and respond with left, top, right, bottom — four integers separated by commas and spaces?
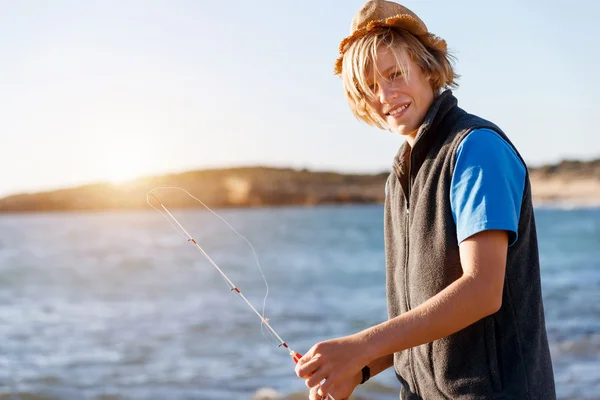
295, 334, 369, 398
308, 371, 362, 400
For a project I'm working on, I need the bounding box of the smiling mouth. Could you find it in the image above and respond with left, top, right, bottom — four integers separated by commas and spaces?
386, 103, 410, 117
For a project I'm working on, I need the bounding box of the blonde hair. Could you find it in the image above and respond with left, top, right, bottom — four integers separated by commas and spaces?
341, 28, 459, 129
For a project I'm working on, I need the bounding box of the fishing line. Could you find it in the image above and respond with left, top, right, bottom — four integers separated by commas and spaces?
146, 187, 335, 399
147, 187, 277, 345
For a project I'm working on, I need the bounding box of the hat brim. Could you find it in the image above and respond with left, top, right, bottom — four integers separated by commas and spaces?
334, 14, 447, 75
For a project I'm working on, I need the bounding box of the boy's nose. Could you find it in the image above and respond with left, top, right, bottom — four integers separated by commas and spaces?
378, 85, 398, 104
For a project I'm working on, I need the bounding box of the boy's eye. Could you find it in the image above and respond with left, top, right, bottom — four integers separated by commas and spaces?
390, 71, 402, 80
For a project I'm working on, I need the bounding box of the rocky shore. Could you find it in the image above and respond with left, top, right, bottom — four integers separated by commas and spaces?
1, 159, 599, 213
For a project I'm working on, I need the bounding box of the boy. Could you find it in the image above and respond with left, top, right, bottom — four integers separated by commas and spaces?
295, 1, 556, 399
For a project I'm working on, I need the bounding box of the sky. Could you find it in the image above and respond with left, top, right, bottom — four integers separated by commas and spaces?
1, 0, 598, 197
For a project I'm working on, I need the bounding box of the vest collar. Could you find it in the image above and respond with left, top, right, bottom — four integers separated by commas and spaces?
392, 89, 458, 180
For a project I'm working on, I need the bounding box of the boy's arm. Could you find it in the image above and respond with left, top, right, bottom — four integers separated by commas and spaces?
297, 229, 508, 396
365, 229, 507, 358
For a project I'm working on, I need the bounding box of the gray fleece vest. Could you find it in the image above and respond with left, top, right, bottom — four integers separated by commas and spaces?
384, 90, 556, 399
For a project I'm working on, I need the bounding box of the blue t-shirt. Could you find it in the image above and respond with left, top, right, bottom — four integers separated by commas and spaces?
450, 128, 526, 246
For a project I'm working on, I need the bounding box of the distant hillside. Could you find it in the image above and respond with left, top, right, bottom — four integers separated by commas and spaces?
0, 167, 389, 213
0, 160, 599, 213
531, 159, 600, 179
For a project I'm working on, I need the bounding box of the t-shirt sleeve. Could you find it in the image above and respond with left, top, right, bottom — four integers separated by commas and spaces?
450, 128, 526, 246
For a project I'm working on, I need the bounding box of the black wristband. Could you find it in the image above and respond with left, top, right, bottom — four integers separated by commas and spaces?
360, 365, 370, 384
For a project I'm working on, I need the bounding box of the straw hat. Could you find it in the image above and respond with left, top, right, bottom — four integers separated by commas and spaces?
334, 0, 447, 75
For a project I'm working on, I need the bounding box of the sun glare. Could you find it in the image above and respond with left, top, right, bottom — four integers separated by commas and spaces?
100, 141, 151, 185
106, 166, 145, 184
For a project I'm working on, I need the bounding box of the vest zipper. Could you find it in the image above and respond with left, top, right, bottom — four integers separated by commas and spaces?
403, 157, 421, 397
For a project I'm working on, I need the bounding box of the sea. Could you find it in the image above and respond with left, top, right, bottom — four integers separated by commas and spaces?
0, 204, 598, 400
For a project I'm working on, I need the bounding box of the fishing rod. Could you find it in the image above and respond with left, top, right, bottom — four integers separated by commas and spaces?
147, 188, 334, 400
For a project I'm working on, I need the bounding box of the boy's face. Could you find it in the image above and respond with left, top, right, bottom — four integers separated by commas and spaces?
366, 45, 435, 142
